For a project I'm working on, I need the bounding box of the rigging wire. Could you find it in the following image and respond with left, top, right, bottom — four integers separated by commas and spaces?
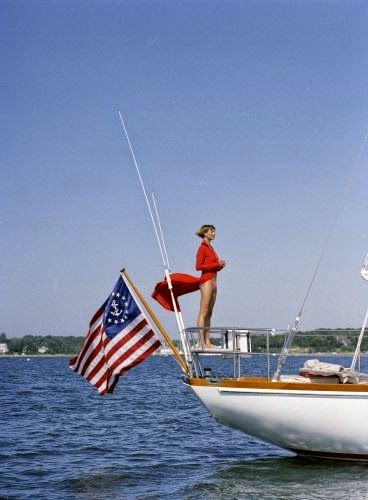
152, 192, 171, 272
117, 110, 168, 269
273, 128, 368, 380
117, 111, 193, 369
350, 253, 368, 370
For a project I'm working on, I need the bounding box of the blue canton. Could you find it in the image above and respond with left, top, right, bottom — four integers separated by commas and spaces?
103, 276, 141, 339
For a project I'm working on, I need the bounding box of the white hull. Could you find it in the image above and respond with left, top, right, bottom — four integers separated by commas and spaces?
189, 380, 368, 460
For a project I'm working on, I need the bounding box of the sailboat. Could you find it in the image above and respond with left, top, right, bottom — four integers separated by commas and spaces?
118, 112, 368, 461
184, 309, 368, 460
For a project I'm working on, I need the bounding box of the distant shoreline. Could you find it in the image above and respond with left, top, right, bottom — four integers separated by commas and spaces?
0, 352, 365, 358
0, 354, 72, 358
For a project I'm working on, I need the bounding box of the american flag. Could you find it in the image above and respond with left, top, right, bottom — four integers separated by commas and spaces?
69, 274, 161, 395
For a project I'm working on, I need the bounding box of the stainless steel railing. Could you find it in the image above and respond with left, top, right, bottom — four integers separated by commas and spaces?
183, 327, 365, 380
184, 326, 288, 380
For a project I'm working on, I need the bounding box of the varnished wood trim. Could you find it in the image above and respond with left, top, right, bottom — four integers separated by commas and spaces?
187, 377, 368, 393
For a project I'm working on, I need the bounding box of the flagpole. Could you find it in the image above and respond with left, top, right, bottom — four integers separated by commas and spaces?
121, 269, 189, 375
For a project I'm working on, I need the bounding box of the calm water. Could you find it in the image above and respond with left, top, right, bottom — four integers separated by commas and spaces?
2, 355, 368, 499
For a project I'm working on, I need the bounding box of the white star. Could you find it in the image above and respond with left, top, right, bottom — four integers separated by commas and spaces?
108, 318, 112, 323
124, 301, 128, 307
116, 292, 120, 297
120, 318, 125, 323
114, 320, 118, 324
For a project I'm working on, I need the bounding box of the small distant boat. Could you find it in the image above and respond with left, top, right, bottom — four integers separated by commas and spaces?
157, 346, 174, 356
156, 341, 183, 356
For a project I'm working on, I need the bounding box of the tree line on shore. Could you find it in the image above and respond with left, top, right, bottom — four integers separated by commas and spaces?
0, 333, 84, 355
250, 329, 362, 353
0, 329, 365, 355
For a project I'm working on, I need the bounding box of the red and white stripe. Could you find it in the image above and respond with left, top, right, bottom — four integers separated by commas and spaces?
69, 307, 160, 395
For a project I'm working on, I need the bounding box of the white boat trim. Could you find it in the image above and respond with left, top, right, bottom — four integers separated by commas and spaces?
217, 386, 368, 397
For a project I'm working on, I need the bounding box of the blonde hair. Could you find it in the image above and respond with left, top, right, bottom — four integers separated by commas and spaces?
196, 224, 216, 238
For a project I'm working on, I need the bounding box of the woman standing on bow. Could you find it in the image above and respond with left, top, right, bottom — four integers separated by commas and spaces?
195, 224, 226, 348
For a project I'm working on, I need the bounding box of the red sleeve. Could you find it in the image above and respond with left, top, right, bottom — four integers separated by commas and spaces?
196, 246, 222, 273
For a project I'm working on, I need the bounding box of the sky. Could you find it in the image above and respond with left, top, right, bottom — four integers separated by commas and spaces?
1, 0, 368, 339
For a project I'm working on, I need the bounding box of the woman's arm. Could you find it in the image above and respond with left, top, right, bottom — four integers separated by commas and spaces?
196, 246, 223, 273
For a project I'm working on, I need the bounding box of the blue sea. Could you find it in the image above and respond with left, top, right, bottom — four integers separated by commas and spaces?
2, 355, 368, 499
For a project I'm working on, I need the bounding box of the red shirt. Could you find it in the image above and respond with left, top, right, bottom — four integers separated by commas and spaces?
196, 240, 222, 281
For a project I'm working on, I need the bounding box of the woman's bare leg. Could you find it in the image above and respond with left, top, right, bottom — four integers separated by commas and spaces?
204, 284, 217, 346
197, 280, 216, 348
